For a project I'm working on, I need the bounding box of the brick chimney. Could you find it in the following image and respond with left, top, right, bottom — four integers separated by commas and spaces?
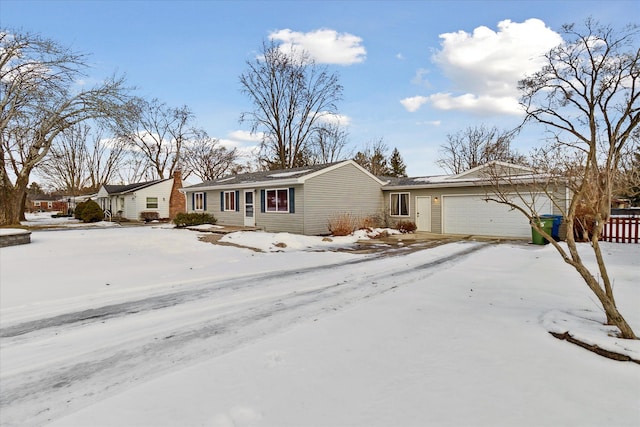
169, 170, 186, 219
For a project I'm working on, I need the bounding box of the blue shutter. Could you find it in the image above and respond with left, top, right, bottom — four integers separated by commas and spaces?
191, 193, 195, 211
220, 192, 224, 211
203, 192, 207, 211
235, 190, 240, 212
260, 189, 266, 213
289, 188, 295, 213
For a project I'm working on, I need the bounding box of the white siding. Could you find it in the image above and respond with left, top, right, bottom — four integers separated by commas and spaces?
126, 180, 173, 220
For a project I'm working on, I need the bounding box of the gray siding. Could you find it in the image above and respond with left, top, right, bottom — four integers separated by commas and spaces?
304, 163, 383, 235
255, 186, 304, 234
383, 183, 568, 235
186, 190, 244, 227
385, 188, 444, 233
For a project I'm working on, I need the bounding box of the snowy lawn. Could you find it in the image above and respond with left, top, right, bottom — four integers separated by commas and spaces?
0, 218, 639, 427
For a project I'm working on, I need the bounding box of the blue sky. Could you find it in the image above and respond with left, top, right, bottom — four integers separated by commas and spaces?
2, 0, 638, 176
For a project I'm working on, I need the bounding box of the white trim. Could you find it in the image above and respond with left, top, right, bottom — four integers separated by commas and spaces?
243, 189, 255, 226
223, 191, 236, 212
194, 192, 205, 211
265, 188, 289, 213
389, 192, 410, 217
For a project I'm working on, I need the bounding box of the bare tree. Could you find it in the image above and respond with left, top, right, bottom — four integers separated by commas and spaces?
84, 131, 127, 191
308, 122, 351, 165
614, 132, 640, 205
239, 40, 343, 170
37, 123, 126, 193
488, 19, 639, 339
117, 97, 194, 179
182, 130, 239, 181
354, 138, 392, 176
37, 124, 89, 193
0, 30, 132, 225
437, 125, 527, 174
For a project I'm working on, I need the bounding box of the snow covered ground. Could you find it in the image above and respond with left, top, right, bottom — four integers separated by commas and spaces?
1, 214, 639, 427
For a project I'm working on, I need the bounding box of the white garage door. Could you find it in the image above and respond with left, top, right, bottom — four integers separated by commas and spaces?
442, 194, 552, 237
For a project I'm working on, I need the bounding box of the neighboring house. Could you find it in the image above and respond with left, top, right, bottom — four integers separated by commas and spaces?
182, 160, 567, 238
28, 195, 69, 213
181, 160, 386, 235
96, 171, 186, 221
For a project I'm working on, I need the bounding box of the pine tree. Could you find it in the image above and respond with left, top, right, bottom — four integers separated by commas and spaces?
389, 148, 407, 177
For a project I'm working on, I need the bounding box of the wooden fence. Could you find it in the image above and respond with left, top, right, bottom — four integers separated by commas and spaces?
600, 216, 640, 244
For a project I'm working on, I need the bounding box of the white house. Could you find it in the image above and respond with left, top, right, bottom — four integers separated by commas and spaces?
96, 172, 185, 221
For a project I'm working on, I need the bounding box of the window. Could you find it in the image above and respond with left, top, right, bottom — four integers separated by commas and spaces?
390, 193, 409, 216
146, 197, 158, 209
194, 192, 205, 211
224, 191, 236, 211
266, 189, 289, 212
34, 201, 41, 207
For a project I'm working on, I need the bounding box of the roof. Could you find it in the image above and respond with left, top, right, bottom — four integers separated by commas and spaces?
183, 160, 386, 191
383, 162, 548, 190
102, 179, 168, 195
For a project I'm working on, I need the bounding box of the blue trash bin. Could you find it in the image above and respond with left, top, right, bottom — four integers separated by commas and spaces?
540, 214, 563, 241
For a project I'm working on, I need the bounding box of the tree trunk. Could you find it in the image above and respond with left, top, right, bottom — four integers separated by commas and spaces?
570, 244, 637, 339
0, 179, 28, 226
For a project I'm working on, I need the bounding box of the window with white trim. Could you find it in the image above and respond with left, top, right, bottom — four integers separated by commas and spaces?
390, 193, 409, 216
224, 191, 236, 211
146, 197, 158, 209
194, 192, 204, 211
266, 189, 289, 212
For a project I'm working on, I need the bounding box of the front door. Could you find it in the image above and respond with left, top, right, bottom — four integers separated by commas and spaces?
416, 196, 431, 231
244, 190, 255, 227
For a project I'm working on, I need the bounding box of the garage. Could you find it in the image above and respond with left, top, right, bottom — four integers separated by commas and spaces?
442, 193, 552, 238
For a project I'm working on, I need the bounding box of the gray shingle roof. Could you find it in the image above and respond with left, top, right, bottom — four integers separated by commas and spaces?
184, 162, 343, 189
102, 180, 167, 194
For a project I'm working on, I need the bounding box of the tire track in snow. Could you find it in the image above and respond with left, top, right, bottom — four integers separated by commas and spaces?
0, 242, 490, 427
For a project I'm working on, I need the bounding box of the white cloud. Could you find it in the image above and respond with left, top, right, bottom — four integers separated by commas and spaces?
269, 28, 366, 65
411, 19, 563, 115
396, 53, 405, 60
317, 112, 352, 126
227, 130, 263, 142
417, 120, 441, 126
411, 68, 431, 88
400, 96, 429, 112
428, 93, 523, 116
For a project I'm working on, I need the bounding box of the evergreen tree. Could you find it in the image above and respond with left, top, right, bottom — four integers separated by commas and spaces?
389, 148, 407, 177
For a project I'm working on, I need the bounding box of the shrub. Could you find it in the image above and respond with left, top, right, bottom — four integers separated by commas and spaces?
328, 212, 357, 236
80, 200, 104, 223
173, 212, 217, 228
358, 214, 384, 229
395, 220, 417, 233
140, 211, 160, 222
74, 200, 88, 220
